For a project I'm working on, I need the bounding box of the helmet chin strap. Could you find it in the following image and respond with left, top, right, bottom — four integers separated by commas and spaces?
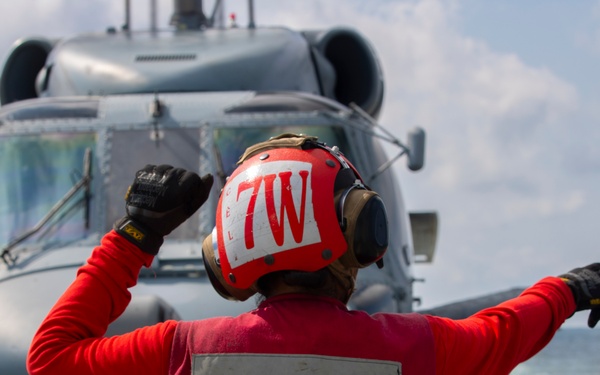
327, 259, 359, 304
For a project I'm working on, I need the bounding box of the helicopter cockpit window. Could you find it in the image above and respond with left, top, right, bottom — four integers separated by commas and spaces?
0, 132, 96, 247
105, 128, 204, 240
213, 126, 353, 180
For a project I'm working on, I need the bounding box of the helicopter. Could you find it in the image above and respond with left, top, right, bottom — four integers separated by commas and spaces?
0, 1, 527, 373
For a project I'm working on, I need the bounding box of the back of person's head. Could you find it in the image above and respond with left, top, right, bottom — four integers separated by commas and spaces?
202, 133, 389, 303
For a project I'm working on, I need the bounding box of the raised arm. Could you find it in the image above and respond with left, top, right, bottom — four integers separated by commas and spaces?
27, 165, 213, 375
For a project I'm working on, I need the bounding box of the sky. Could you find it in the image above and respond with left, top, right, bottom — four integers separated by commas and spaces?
1, 0, 600, 328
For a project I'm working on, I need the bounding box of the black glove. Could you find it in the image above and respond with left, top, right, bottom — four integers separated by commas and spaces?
114, 164, 213, 255
559, 263, 600, 328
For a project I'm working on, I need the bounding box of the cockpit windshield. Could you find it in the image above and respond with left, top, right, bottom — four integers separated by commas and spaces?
0, 124, 354, 252
0, 132, 96, 247
102, 125, 353, 243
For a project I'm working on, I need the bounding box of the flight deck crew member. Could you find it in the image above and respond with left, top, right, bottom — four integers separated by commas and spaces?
27, 134, 599, 375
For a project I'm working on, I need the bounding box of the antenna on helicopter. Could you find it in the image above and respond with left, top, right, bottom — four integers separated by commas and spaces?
229, 13, 238, 28
150, 0, 158, 33
123, 0, 131, 31
208, 0, 225, 29
248, 0, 256, 29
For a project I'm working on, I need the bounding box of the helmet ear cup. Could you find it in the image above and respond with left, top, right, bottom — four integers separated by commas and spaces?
353, 194, 388, 265
336, 186, 389, 268
202, 234, 256, 301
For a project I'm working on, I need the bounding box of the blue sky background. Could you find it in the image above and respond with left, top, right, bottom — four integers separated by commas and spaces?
1, 0, 599, 328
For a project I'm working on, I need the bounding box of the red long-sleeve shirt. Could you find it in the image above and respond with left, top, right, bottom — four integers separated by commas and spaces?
27, 231, 576, 375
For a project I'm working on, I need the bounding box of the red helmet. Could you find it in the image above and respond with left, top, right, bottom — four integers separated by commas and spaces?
202, 134, 388, 301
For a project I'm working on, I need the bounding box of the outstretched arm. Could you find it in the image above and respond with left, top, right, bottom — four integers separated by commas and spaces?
427, 276, 576, 375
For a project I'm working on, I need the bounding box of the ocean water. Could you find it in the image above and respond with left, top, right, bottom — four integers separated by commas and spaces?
511, 328, 600, 374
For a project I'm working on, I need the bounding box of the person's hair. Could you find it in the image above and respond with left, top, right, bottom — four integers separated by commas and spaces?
256, 268, 348, 302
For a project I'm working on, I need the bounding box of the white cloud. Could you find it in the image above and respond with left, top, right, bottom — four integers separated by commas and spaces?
503, 189, 586, 219
369, 1, 579, 212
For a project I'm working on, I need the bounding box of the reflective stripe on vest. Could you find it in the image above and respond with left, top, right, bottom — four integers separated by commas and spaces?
192, 354, 401, 375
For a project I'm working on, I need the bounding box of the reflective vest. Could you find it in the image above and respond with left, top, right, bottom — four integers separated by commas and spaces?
168, 294, 435, 375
